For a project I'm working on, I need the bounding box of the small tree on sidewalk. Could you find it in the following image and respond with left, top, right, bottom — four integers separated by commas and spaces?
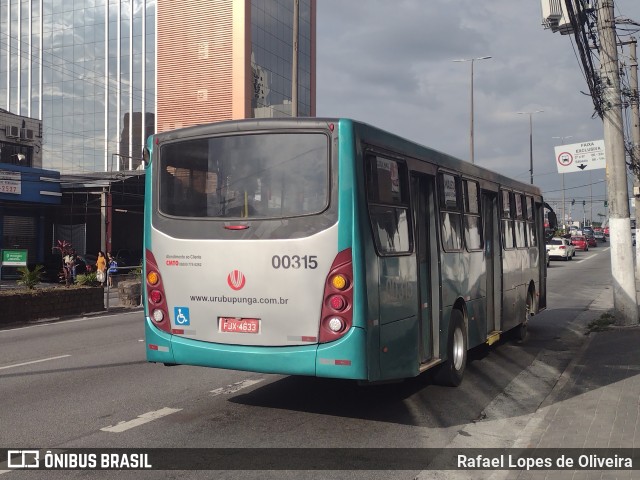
52, 240, 73, 285
17, 265, 44, 290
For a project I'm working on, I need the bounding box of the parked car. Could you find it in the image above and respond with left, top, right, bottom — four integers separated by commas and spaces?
571, 235, 589, 251
111, 249, 142, 268
82, 254, 98, 269
76, 255, 95, 274
546, 237, 575, 261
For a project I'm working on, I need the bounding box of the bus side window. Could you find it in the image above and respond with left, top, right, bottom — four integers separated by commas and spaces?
463, 179, 483, 251
366, 155, 411, 255
438, 173, 462, 251
501, 190, 515, 249
514, 193, 526, 248
526, 196, 537, 247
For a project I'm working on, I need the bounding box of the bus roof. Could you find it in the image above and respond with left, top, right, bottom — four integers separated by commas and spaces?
152, 117, 542, 197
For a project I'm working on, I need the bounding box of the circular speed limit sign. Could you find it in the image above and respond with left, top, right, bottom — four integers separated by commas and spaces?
557, 152, 573, 167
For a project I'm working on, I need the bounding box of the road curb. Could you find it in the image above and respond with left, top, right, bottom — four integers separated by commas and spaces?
509, 286, 614, 452
0, 306, 143, 330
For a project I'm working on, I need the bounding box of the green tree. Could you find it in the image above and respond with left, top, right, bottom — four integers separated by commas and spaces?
17, 265, 44, 290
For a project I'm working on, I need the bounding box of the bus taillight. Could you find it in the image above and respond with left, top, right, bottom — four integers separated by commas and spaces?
145, 249, 171, 333
319, 249, 353, 343
147, 271, 159, 285
149, 290, 163, 304
331, 274, 349, 290
329, 295, 346, 311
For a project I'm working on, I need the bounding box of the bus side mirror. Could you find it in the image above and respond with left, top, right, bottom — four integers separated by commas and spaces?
548, 211, 558, 230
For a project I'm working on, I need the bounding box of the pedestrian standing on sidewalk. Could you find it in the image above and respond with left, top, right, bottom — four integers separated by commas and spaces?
69, 250, 78, 282
63, 250, 75, 285
96, 251, 107, 286
107, 252, 118, 287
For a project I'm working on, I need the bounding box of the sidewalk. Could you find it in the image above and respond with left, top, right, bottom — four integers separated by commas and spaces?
506, 287, 640, 479
419, 287, 640, 479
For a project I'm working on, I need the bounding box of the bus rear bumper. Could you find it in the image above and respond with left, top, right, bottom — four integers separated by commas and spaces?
144, 317, 367, 379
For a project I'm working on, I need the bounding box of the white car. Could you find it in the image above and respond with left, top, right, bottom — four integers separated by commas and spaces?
546, 237, 575, 261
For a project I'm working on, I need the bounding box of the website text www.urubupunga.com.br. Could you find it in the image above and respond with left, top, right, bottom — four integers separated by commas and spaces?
190, 295, 289, 306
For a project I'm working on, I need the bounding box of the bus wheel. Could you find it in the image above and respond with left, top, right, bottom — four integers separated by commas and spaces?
435, 310, 467, 387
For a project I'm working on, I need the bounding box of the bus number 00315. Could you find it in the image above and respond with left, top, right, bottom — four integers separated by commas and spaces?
272, 255, 318, 270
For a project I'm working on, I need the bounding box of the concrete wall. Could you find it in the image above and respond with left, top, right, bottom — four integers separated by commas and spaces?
0, 286, 104, 326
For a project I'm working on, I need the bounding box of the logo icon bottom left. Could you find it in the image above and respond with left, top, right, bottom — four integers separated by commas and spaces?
8, 450, 39, 468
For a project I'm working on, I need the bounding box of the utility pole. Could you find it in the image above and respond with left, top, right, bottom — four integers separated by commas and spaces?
291, 0, 299, 117
590, 171, 593, 225
598, 1, 638, 325
553, 135, 573, 231
517, 110, 544, 185
627, 39, 640, 280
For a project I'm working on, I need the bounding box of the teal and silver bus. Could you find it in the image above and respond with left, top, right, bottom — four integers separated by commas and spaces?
143, 118, 555, 385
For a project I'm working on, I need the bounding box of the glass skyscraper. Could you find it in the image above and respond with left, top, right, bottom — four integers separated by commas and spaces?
1, 0, 315, 174
0, 0, 155, 173
251, 0, 313, 118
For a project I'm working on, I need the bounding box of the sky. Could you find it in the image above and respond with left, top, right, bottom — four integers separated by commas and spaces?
315, 0, 640, 225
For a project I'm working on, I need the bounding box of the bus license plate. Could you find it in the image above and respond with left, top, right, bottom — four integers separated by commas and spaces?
219, 317, 260, 334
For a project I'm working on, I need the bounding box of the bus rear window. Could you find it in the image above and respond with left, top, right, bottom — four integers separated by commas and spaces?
158, 133, 329, 218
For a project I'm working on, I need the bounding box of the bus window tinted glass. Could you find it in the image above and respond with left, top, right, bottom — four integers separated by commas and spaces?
366, 155, 411, 254
368, 157, 405, 204
465, 216, 483, 250
441, 173, 459, 210
159, 133, 328, 218
442, 212, 463, 250
370, 206, 411, 253
464, 180, 479, 214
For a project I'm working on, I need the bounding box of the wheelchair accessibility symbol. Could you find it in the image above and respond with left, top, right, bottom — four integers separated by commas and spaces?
174, 307, 190, 326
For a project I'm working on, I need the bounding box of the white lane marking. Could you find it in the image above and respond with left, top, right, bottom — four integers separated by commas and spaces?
210, 379, 264, 396
576, 253, 597, 263
0, 355, 71, 371
0, 310, 141, 333
101, 407, 182, 433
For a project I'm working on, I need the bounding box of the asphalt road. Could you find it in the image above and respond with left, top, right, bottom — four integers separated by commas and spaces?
0, 244, 613, 479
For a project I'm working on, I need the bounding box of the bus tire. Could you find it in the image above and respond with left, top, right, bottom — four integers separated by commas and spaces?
435, 310, 467, 387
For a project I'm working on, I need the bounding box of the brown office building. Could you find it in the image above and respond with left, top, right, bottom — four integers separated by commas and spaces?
157, 0, 316, 134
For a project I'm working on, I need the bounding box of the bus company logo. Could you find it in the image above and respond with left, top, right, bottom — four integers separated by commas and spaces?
227, 270, 246, 291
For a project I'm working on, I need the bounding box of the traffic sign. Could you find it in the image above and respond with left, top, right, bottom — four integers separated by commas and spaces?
554, 139, 606, 173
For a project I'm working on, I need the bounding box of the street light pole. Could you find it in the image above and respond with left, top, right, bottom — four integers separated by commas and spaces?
453, 56, 491, 164
552, 135, 573, 231
517, 110, 544, 184
291, 0, 299, 117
